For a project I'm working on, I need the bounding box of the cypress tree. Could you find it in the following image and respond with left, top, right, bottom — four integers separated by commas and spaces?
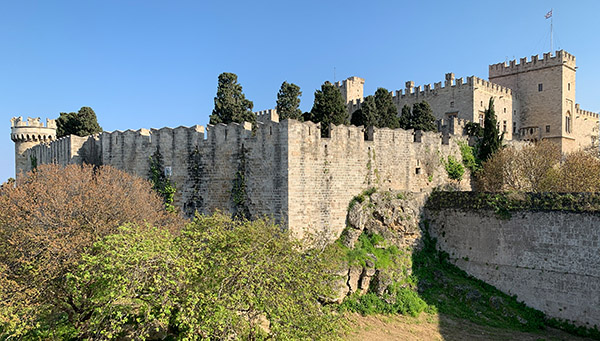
209, 72, 255, 125
310, 81, 348, 136
479, 97, 503, 161
276, 81, 303, 121
374, 88, 400, 129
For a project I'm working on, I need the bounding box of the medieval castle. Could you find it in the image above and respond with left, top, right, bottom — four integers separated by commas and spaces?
8, 50, 600, 326
9, 50, 599, 239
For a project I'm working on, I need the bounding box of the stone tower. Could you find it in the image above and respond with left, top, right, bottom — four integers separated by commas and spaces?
489, 50, 577, 151
10, 117, 57, 178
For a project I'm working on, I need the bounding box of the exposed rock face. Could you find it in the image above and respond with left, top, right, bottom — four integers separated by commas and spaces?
332, 190, 426, 303
346, 191, 426, 249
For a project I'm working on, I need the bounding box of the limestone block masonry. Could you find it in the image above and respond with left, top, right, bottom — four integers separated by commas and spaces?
12, 115, 470, 242
336, 50, 598, 153
425, 208, 600, 327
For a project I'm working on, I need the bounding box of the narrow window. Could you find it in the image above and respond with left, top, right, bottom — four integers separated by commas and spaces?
546, 125, 550, 133
513, 122, 517, 134
538, 83, 543, 92
480, 101, 483, 107
503, 120, 507, 132
479, 114, 484, 126
504, 108, 507, 113
566, 111, 572, 133
568, 83, 571, 91
450, 101, 454, 107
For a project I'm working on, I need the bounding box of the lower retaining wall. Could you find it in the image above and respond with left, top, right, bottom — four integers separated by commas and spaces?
425, 208, 600, 327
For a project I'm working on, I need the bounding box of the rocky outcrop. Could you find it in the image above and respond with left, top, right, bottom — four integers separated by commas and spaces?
332, 190, 426, 303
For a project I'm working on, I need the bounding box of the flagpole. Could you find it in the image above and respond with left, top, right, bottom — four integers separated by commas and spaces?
550, 8, 553, 52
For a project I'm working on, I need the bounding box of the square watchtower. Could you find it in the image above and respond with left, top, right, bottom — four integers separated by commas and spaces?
489, 50, 578, 152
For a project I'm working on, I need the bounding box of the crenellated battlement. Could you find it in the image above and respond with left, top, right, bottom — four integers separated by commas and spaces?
255, 109, 279, 123
575, 104, 599, 119
10, 116, 57, 143
489, 50, 576, 79
387, 74, 514, 101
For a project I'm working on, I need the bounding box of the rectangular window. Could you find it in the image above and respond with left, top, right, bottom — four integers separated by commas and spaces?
504, 108, 507, 113
503, 120, 507, 132
568, 83, 571, 91
479, 113, 484, 126
513, 122, 517, 134
546, 125, 550, 133
538, 83, 543, 91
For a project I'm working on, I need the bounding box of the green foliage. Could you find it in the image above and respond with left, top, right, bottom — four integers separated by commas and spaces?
374, 88, 400, 129
29, 154, 37, 171
231, 146, 249, 219
351, 88, 400, 129
276, 81, 303, 120
209, 72, 256, 125
479, 98, 503, 161
465, 121, 483, 137
350, 95, 377, 128
148, 147, 176, 212
310, 81, 348, 136
426, 191, 600, 220
348, 187, 377, 211
398, 101, 436, 132
443, 155, 465, 181
411, 226, 549, 332
346, 232, 399, 269
56, 106, 102, 138
340, 287, 427, 317
458, 140, 480, 173
61, 214, 342, 339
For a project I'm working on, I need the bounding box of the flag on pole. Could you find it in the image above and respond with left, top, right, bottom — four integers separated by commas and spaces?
545, 9, 553, 19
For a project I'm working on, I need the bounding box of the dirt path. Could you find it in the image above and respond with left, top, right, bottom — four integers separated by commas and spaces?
346, 313, 594, 341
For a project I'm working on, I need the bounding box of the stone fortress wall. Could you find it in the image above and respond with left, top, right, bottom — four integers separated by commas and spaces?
15, 113, 470, 240
425, 207, 600, 327
337, 50, 599, 152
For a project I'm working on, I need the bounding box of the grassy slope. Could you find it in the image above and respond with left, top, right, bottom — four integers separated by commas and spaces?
339, 224, 600, 340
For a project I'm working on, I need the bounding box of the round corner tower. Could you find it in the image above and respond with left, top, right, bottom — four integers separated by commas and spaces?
10, 116, 57, 178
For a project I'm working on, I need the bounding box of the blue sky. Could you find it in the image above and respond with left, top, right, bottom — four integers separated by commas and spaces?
1, 0, 599, 181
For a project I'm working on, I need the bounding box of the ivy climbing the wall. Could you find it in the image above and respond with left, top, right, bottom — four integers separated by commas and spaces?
231, 145, 250, 219
148, 146, 176, 212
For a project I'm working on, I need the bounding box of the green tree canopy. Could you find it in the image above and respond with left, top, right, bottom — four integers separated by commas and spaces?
374, 88, 400, 129
276, 81, 303, 121
62, 213, 342, 339
479, 97, 503, 161
209, 72, 255, 125
56, 106, 102, 138
310, 81, 348, 136
350, 95, 377, 127
398, 104, 412, 130
397, 101, 436, 132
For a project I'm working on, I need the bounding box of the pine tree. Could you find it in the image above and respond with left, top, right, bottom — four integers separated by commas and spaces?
350, 95, 377, 127
398, 104, 412, 130
479, 97, 503, 161
276, 81, 303, 121
310, 81, 348, 136
56, 106, 102, 138
411, 101, 437, 132
209, 72, 255, 125
374, 88, 400, 129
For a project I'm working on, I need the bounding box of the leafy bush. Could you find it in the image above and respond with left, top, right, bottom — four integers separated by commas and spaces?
58, 213, 342, 339
444, 155, 465, 181
458, 140, 480, 173
0, 164, 182, 338
346, 232, 400, 269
